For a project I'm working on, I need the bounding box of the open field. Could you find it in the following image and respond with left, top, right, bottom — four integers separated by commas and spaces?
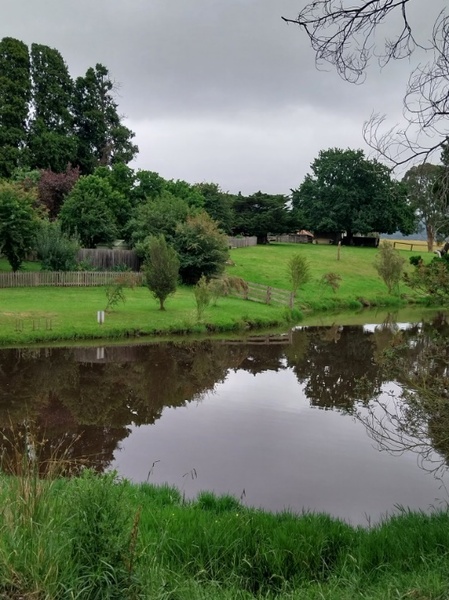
0, 243, 439, 345
229, 242, 429, 310
0, 470, 448, 599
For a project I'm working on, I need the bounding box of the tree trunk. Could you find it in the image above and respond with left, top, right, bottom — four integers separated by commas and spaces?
159, 298, 165, 310
426, 223, 435, 253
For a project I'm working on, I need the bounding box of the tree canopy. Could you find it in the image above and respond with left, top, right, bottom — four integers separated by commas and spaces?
233, 191, 292, 244
403, 163, 449, 252
0, 182, 38, 271
292, 148, 415, 240
0, 38, 137, 177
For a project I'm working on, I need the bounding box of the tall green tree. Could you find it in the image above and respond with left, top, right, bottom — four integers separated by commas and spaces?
292, 148, 415, 241
28, 43, 76, 171
59, 175, 123, 247
403, 163, 448, 252
194, 182, 235, 234
128, 191, 190, 249
0, 38, 31, 177
0, 182, 38, 271
73, 64, 138, 174
143, 234, 180, 310
233, 191, 292, 244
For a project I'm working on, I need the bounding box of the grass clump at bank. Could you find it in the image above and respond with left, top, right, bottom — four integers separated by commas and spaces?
0, 243, 435, 346
0, 469, 448, 599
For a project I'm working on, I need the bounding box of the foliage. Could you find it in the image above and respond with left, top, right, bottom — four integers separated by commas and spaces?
68, 471, 139, 599
132, 169, 166, 203
28, 43, 77, 171
59, 175, 123, 247
0, 182, 38, 271
11, 167, 41, 191
72, 63, 138, 174
409, 255, 423, 267
287, 253, 311, 297
129, 191, 190, 249
0, 464, 449, 598
37, 164, 80, 219
208, 275, 248, 306
0, 38, 137, 178
374, 242, 406, 295
402, 163, 449, 252
164, 178, 205, 209
175, 212, 229, 284
35, 220, 80, 271
233, 191, 292, 244
320, 272, 342, 293
194, 275, 211, 321
143, 235, 180, 310
0, 38, 31, 177
293, 148, 415, 239
403, 256, 449, 303
105, 272, 139, 312
193, 182, 235, 233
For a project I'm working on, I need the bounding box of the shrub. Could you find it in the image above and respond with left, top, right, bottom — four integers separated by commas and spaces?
35, 221, 80, 271
404, 256, 449, 303
0, 182, 39, 272
208, 275, 248, 306
320, 272, 342, 293
409, 255, 423, 267
175, 212, 229, 284
374, 242, 405, 294
194, 275, 211, 321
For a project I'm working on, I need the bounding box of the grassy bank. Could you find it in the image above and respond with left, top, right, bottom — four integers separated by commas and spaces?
0, 244, 434, 346
1, 470, 448, 599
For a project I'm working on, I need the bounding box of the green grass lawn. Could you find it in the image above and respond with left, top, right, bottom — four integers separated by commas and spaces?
0, 285, 291, 346
229, 242, 427, 309
0, 243, 437, 345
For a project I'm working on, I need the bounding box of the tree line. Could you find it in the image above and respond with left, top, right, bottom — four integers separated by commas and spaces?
1, 37, 448, 283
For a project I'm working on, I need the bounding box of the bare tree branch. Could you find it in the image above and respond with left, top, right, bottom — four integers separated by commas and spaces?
284, 1, 449, 169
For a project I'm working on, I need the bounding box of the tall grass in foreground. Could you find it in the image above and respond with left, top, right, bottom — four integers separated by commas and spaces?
0, 449, 448, 599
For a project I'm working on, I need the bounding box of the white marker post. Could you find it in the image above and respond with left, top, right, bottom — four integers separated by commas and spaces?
97, 310, 105, 325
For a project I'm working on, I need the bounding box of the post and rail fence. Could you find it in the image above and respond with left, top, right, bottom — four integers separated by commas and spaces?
229, 281, 294, 308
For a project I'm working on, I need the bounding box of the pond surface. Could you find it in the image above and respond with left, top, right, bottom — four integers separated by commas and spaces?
1, 311, 448, 525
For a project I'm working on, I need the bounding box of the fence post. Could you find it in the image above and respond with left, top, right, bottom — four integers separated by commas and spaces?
266, 286, 272, 304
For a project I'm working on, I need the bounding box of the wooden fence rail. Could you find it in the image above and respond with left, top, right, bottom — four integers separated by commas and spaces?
393, 241, 428, 252
0, 271, 144, 288
231, 281, 294, 308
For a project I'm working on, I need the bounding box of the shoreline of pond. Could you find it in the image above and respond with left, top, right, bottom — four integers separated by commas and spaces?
1, 472, 449, 599
0, 281, 444, 348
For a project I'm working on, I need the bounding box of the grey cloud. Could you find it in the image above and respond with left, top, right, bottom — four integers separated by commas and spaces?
1, 0, 446, 192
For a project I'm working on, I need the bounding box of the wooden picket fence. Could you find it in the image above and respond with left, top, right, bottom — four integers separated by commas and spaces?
0, 271, 144, 288
231, 281, 294, 308
228, 236, 258, 248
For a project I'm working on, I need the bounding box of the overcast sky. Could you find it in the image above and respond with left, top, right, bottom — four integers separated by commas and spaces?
2, 0, 446, 195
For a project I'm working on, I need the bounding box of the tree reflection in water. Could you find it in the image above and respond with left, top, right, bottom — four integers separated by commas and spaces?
0, 312, 448, 479
355, 312, 449, 478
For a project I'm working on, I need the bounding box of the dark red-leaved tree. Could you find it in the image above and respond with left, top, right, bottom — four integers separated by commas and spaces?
38, 164, 80, 219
